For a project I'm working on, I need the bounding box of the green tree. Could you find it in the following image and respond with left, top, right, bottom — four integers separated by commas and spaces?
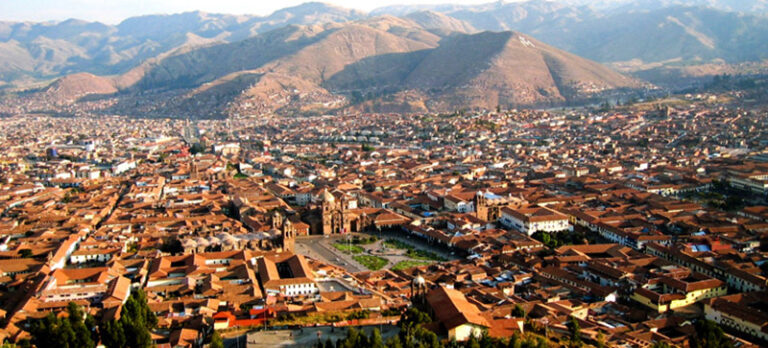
467, 334, 481, 348
512, 304, 526, 318
386, 335, 403, 348
539, 233, 551, 247
339, 327, 365, 348
190, 143, 206, 154
596, 332, 606, 348
122, 315, 153, 348
398, 307, 431, 330
567, 317, 582, 347
67, 302, 94, 348
101, 289, 156, 348
210, 331, 224, 348
84, 314, 99, 344
371, 328, 385, 348
120, 290, 156, 348
507, 333, 522, 348
29, 313, 61, 348
479, 330, 494, 348
101, 320, 126, 348
691, 320, 734, 348
30, 303, 96, 348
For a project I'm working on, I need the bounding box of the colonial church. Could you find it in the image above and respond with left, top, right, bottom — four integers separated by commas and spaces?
314, 189, 410, 235
321, 189, 359, 234
474, 190, 525, 222
271, 210, 295, 252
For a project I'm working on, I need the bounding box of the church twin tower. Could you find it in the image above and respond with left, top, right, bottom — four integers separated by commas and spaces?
272, 210, 295, 252
321, 189, 352, 235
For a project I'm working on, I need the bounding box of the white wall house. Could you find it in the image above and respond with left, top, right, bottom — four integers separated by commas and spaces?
276, 282, 317, 297
500, 206, 571, 236
70, 250, 116, 264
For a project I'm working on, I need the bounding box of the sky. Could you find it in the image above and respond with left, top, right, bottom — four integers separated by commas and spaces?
0, 0, 501, 24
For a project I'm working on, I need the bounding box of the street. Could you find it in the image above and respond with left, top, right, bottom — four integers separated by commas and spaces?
295, 235, 365, 273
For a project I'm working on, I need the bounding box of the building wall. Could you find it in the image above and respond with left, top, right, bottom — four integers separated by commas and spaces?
729, 176, 768, 194
147, 278, 186, 288
213, 320, 230, 330
666, 286, 727, 310
631, 285, 727, 313
704, 303, 768, 342
449, 324, 485, 342
630, 292, 667, 312
272, 282, 318, 297
70, 253, 112, 264
500, 212, 570, 236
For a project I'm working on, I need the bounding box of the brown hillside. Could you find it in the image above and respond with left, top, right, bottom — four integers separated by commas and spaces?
43, 73, 118, 101
403, 31, 640, 109
46, 18, 642, 117
261, 23, 435, 85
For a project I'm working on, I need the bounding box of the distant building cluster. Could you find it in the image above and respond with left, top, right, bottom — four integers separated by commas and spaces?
0, 97, 767, 347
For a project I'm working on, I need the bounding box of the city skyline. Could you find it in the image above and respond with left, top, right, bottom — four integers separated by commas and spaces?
0, 1, 767, 346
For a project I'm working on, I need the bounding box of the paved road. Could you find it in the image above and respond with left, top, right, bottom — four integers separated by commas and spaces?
295, 235, 364, 273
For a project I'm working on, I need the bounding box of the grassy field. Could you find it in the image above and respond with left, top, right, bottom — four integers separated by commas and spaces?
383, 239, 408, 250
392, 260, 432, 271
384, 239, 446, 261
350, 235, 378, 245
407, 249, 446, 261
332, 243, 364, 254
353, 255, 388, 270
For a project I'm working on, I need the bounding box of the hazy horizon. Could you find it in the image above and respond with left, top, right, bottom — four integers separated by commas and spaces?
0, 0, 517, 24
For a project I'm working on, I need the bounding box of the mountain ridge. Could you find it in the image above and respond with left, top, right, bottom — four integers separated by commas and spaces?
5, 0, 768, 117
30, 19, 642, 117
3, 0, 768, 90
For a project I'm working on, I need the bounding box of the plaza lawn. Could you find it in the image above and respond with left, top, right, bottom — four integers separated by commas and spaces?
407, 249, 446, 262
350, 235, 378, 245
353, 255, 388, 270
383, 238, 410, 250
332, 243, 364, 254
384, 239, 446, 261
392, 260, 432, 271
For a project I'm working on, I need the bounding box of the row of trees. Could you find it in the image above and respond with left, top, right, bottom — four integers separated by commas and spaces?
531, 230, 587, 249
26, 290, 157, 348
101, 289, 158, 348
29, 302, 97, 348
315, 307, 550, 348
315, 307, 439, 348
319, 306, 735, 348
23, 290, 735, 348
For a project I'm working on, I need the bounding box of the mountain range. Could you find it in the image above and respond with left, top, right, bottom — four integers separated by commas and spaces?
373, 1, 768, 68
1, 1, 767, 116
50, 17, 637, 117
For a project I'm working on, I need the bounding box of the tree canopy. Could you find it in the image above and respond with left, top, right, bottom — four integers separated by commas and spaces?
316, 307, 552, 348
30, 302, 95, 348
101, 289, 157, 348
691, 320, 734, 348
